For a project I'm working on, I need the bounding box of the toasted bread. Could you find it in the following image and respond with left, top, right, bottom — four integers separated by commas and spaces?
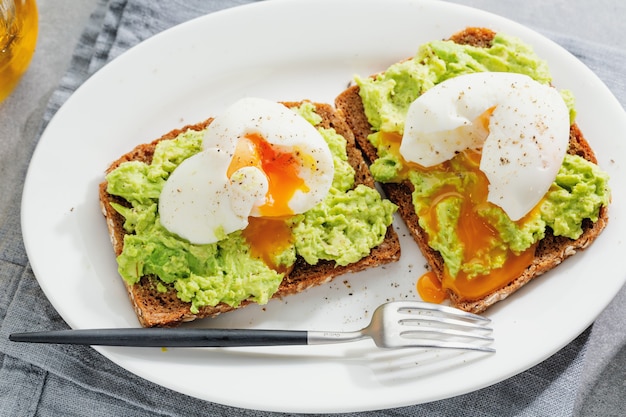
335, 27, 609, 314
99, 101, 401, 327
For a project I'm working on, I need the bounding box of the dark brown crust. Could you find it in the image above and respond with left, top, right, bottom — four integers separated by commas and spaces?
99, 102, 401, 327
335, 27, 610, 314
448, 27, 496, 48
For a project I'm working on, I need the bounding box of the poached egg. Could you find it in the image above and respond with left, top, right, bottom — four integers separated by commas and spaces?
400, 72, 570, 221
398, 72, 570, 302
159, 98, 334, 245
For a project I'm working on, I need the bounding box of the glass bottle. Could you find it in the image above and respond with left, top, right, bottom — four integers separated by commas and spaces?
0, 0, 38, 103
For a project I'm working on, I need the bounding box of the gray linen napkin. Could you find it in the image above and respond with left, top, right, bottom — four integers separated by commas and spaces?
1, 0, 624, 416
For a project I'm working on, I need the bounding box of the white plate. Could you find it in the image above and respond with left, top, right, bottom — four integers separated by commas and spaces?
21, 0, 626, 413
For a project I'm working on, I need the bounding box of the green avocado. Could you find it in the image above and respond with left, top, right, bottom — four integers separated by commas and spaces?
356, 32, 610, 280
408, 153, 609, 278
106, 103, 396, 313
356, 33, 559, 135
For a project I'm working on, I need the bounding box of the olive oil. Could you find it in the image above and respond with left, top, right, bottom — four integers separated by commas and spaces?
0, 0, 38, 102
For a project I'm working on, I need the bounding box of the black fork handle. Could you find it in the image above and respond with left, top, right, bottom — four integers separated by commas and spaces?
9, 328, 309, 347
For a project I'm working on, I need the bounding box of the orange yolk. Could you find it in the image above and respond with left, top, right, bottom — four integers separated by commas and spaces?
417, 271, 447, 304
381, 108, 537, 303
441, 243, 537, 300
228, 133, 307, 273
227, 133, 309, 218
241, 216, 294, 274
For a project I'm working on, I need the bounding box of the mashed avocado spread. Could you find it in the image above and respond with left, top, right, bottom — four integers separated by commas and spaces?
106, 103, 396, 313
356, 32, 610, 280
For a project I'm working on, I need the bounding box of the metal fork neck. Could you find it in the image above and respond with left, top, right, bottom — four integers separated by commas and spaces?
307, 330, 367, 345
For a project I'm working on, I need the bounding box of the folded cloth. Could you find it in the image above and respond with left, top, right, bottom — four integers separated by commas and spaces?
0, 0, 624, 416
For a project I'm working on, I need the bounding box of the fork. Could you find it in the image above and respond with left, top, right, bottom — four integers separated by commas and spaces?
9, 301, 495, 352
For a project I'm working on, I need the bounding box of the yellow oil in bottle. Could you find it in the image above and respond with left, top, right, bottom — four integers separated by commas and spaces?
0, 0, 38, 102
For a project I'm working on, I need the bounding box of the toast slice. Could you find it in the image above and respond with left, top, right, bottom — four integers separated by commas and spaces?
335, 27, 610, 314
99, 101, 400, 327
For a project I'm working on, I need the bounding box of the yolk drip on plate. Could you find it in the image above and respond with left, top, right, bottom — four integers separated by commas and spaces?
379, 130, 537, 303
229, 133, 307, 272
416, 271, 447, 304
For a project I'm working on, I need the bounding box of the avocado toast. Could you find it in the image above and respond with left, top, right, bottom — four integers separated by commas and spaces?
99, 101, 400, 327
335, 27, 610, 314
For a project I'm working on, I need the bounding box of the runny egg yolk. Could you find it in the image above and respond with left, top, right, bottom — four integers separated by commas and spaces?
227, 133, 310, 217
241, 216, 294, 274
381, 119, 538, 303
416, 271, 447, 304
440, 243, 537, 301
228, 133, 308, 273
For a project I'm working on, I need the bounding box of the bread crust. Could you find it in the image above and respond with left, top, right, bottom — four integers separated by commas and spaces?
335, 28, 609, 313
99, 102, 400, 327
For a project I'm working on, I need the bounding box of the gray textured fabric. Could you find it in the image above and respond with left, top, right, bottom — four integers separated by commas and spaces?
1, 0, 624, 416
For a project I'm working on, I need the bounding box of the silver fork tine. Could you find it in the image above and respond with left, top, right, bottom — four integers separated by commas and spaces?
394, 300, 491, 322
400, 339, 496, 353
399, 316, 493, 331
399, 327, 494, 341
